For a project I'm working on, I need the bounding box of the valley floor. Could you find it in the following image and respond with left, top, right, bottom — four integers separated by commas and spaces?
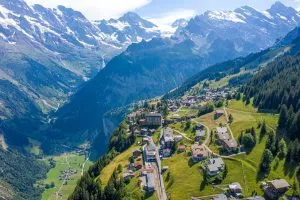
40, 152, 92, 200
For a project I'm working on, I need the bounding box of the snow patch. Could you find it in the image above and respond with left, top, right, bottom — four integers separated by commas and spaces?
207, 10, 246, 23
108, 21, 129, 31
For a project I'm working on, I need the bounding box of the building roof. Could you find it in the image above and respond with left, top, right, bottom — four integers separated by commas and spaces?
224, 138, 238, 148
216, 110, 224, 114
163, 128, 174, 143
196, 130, 206, 137
217, 127, 227, 134
229, 182, 242, 190
146, 173, 155, 189
191, 144, 208, 158
269, 179, 290, 189
146, 144, 156, 153
145, 113, 162, 117
207, 158, 224, 172
216, 131, 230, 141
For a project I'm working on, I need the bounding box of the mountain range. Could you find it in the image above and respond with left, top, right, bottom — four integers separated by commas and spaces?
43, 2, 300, 156
0, 0, 299, 155
1, 0, 300, 199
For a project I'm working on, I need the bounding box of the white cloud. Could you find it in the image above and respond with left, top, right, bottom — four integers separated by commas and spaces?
24, 0, 152, 20
147, 9, 196, 26
146, 9, 196, 36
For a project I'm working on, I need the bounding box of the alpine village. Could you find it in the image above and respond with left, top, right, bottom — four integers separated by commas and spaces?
0, 1, 300, 200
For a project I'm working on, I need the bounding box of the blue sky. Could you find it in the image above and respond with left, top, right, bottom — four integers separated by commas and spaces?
25, 0, 299, 23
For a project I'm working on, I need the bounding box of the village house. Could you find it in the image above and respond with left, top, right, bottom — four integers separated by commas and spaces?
141, 128, 148, 136
162, 148, 172, 157
127, 112, 138, 123
223, 138, 238, 151
195, 123, 204, 130
215, 109, 224, 117
142, 137, 150, 145
145, 113, 162, 126
195, 130, 206, 141
144, 144, 156, 162
264, 179, 290, 199
135, 162, 142, 170
206, 157, 225, 176
178, 145, 186, 152
216, 127, 238, 152
161, 128, 175, 148
132, 149, 142, 158
229, 182, 243, 198
145, 173, 155, 192
174, 135, 183, 142
216, 127, 230, 142
191, 144, 208, 162
123, 172, 135, 181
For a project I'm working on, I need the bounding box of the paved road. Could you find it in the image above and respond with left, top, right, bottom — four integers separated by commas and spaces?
143, 136, 167, 200
149, 136, 167, 200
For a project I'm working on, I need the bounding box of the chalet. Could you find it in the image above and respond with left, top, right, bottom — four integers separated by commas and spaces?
142, 137, 150, 145
195, 123, 204, 130
174, 135, 183, 142
178, 145, 186, 152
229, 182, 243, 197
141, 128, 148, 136
145, 144, 156, 162
145, 173, 155, 192
169, 105, 178, 112
162, 148, 172, 157
161, 128, 174, 148
195, 130, 206, 141
132, 149, 142, 158
135, 162, 142, 170
215, 110, 224, 117
216, 127, 230, 142
191, 144, 208, 162
127, 113, 137, 123
145, 113, 162, 126
123, 172, 135, 181
216, 127, 238, 151
223, 138, 238, 151
134, 129, 141, 135
264, 179, 290, 199
207, 158, 225, 176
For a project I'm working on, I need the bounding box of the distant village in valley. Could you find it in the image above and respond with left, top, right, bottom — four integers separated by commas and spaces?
108, 84, 294, 200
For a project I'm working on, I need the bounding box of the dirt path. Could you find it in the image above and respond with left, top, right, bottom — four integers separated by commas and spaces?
81, 155, 89, 176
173, 129, 193, 141
223, 107, 234, 139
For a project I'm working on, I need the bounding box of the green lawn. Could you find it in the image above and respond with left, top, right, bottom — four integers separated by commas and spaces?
161, 99, 297, 199
41, 152, 92, 200
162, 152, 223, 200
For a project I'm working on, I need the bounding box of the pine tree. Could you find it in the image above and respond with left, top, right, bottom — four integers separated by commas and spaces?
278, 105, 288, 130
278, 138, 287, 159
